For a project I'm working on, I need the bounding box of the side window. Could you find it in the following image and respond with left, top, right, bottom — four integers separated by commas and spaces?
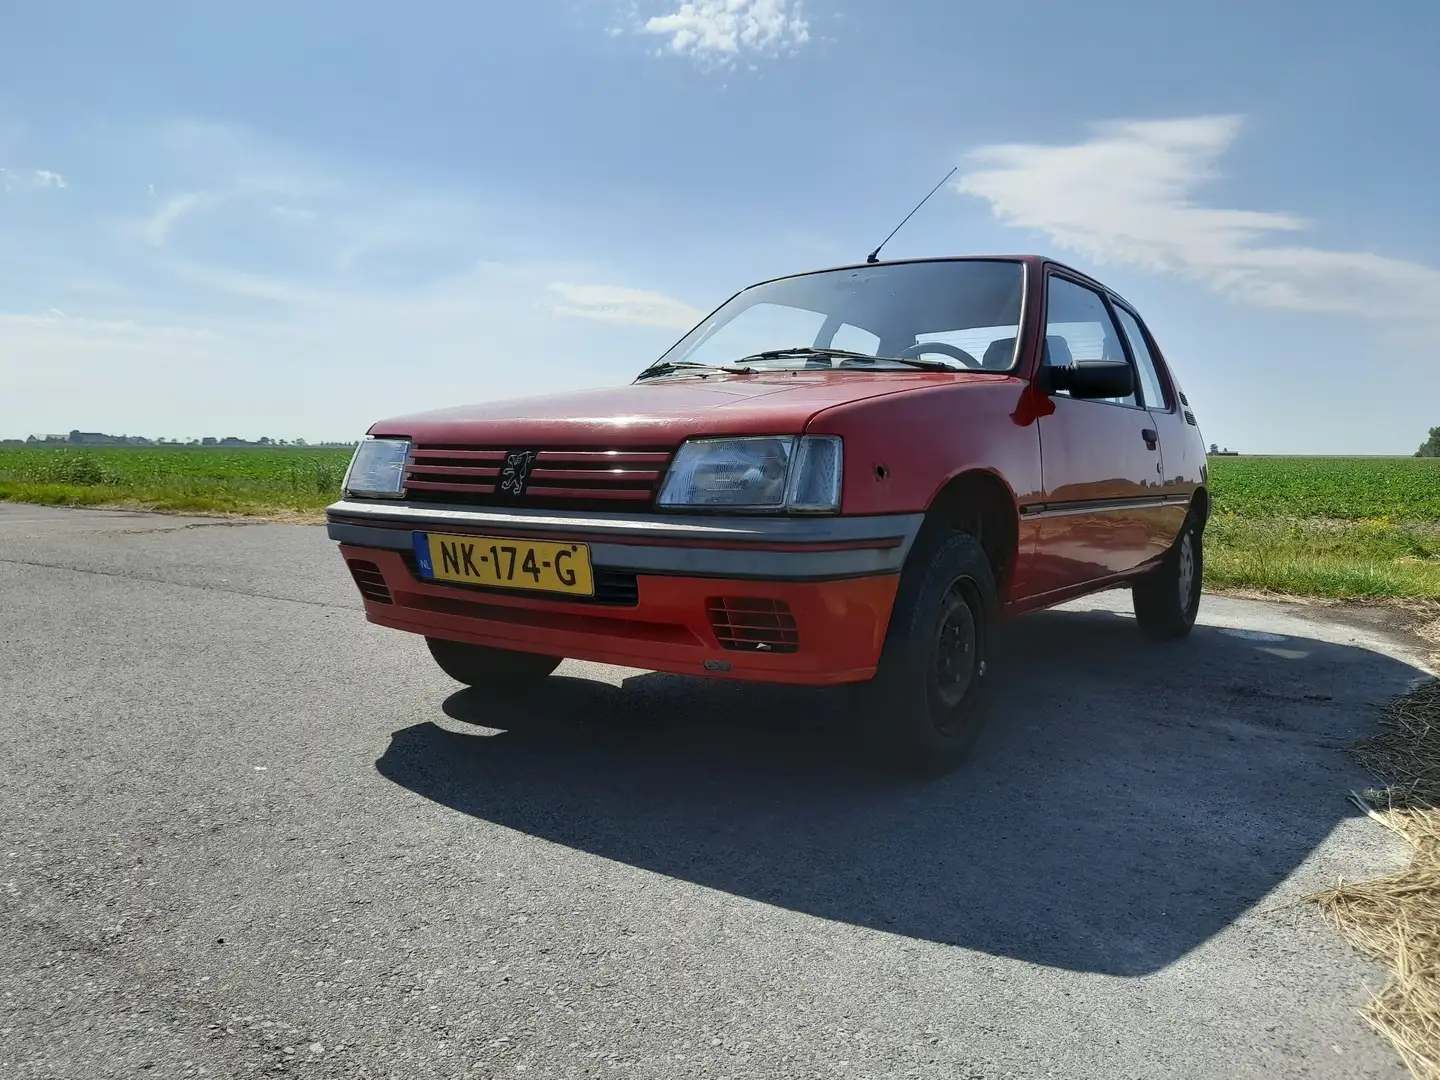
1113, 306, 1168, 411
1043, 276, 1137, 406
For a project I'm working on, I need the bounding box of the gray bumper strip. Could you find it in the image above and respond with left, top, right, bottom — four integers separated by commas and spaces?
326, 503, 924, 581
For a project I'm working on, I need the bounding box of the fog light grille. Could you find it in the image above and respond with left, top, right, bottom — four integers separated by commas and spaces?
707, 598, 799, 653
348, 560, 393, 604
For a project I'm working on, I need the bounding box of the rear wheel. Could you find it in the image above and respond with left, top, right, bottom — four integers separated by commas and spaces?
1132, 515, 1203, 640
854, 529, 997, 775
425, 638, 562, 689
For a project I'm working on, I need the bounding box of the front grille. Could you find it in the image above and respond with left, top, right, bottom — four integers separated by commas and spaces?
398, 550, 639, 607
347, 559, 393, 604
707, 597, 799, 654
404, 445, 672, 510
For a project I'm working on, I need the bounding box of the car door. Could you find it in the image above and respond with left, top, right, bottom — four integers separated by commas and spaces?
1109, 299, 1193, 540
1030, 273, 1173, 595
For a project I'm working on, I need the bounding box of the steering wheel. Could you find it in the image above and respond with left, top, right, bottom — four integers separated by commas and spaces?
900, 341, 979, 367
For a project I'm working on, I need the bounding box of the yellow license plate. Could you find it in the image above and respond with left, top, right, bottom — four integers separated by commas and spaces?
414, 532, 594, 597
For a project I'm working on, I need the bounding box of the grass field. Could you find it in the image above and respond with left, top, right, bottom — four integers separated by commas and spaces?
0, 446, 351, 515
1209, 456, 1440, 520
1206, 457, 1440, 599
1, 446, 1437, 598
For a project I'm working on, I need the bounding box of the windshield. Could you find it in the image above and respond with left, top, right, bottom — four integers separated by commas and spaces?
643, 259, 1025, 376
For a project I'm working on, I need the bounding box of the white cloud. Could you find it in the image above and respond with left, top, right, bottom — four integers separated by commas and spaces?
270, 204, 316, 224
640, 0, 809, 64
957, 116, 1440, 325
139, 190, 228, 246
0, 117, 704, 439
2, 264, 693, 439
549, 282, 703, 329
1, 167, 69, 192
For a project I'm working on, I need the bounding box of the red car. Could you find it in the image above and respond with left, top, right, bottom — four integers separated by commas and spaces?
328, 256, 1208, 771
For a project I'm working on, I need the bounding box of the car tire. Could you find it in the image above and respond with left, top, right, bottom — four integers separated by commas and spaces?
854, 528, 997, 775
1132, 513, 1203, 641
425, 637, 562, 689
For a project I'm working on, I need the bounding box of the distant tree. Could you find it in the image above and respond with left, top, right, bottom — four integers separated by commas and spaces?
1418, 427, 1440, 458
1208, 443, 1219, 455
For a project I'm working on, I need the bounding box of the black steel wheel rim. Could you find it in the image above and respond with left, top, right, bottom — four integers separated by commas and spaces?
930, 580, 979, 726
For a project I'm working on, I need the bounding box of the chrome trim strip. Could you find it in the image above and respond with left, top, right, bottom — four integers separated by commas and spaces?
330, 523, 421, 550
326, 499, 923, 547
587, 543, 906, 580
327, 520, 914, 581
1019, 494, 1189, 519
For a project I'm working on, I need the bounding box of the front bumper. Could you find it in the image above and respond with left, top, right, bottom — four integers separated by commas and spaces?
327, 500, 924, 685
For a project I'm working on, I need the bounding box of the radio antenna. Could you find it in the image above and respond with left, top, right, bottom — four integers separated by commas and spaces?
865, 166, 958, 264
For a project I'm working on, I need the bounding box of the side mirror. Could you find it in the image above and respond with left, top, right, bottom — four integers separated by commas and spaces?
1036, 361, 1135, 400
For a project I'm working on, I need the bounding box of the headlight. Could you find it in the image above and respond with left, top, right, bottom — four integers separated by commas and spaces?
657, 436, 842, 513
343, 437, 410, 498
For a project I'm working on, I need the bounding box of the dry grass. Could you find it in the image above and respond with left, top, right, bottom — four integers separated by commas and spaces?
1316, 790, 1440, 1078
1312, 630, 1440, 1078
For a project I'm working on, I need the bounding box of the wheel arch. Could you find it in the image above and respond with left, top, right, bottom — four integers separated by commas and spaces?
1191, 485, 1211, 528
920, 469, 1021, 597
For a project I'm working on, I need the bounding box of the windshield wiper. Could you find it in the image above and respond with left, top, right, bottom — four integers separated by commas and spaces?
636, 361, 756, 381
638, 348, 961, 381
733, 347, 960, 371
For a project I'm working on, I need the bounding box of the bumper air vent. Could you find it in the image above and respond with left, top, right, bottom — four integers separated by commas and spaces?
593, 570, 641, 607
707, 597, 800, 654
347, 560, 393, 604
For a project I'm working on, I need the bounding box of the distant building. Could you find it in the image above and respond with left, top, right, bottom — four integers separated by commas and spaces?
69, 430, 121, 445
8, 430, 355, 448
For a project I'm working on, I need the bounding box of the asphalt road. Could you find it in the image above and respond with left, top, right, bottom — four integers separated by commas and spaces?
1, 504, 1433, 1080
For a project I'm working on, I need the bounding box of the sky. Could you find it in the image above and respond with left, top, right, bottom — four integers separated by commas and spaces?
1, 0, 1437, 453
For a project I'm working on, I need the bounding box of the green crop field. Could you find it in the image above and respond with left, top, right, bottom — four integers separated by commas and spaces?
0, 446, 353, 514
1207, 456, 1440, 521
1, 446, 1437, 598
1204, 456, 1440, 599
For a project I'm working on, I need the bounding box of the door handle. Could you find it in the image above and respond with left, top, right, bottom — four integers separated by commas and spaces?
1141, 428, 1159, 447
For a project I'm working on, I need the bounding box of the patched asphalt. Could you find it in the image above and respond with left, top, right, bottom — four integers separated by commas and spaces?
1, 503, 1431, 1079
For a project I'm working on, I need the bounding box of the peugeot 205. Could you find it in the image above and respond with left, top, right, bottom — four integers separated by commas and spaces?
327, 256, 1208, 771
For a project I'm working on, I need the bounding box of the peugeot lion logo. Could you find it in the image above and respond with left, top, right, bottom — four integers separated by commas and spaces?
499, 450, 537, 498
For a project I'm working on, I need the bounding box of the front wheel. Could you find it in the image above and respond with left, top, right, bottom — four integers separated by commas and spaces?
1132, 516, 1203, 640
854, 529, 997, 775
425, 638, 562, 690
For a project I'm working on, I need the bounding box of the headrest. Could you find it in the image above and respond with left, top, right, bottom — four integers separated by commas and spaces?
981, 338, 1016, 369
1044, 335, 1074, 367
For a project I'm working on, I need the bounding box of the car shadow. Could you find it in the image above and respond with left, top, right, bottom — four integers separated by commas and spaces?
374, 605, 1423, 976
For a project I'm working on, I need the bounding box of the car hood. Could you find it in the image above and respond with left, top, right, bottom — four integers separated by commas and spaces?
373, 370, 1003, 446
